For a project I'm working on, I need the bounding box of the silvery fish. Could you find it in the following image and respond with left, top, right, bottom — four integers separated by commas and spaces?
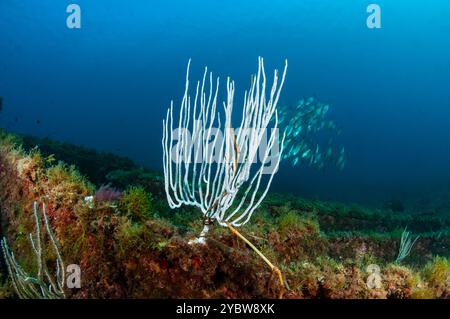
277, 96, 345, 171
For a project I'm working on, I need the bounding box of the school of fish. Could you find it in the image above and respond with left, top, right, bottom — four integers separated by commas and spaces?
278, 97, 346, 171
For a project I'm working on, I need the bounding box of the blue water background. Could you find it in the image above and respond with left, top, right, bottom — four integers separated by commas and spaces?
1, 0, 449, 207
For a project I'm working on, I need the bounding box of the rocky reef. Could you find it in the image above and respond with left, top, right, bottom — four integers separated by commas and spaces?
0, 129, 448, 299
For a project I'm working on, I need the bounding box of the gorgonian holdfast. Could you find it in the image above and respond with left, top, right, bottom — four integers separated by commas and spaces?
162, 57, 287, 297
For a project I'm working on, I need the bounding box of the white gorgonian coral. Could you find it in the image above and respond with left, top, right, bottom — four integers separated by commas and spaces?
162, 57, 287, 243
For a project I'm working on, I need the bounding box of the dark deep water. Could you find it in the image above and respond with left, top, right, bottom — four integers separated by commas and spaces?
1, 0, 450, 209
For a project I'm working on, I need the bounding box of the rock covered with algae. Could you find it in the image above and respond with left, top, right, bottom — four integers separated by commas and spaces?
0, 129, 448, 299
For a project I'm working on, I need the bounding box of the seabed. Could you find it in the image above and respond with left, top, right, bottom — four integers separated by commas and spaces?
0, 129, 448, 299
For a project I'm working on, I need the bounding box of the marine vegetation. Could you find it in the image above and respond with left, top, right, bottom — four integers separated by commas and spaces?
94, 184, 123, 205
279, 97, 345, 170
0, 129, 448, 299
120, 186, 153, 221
